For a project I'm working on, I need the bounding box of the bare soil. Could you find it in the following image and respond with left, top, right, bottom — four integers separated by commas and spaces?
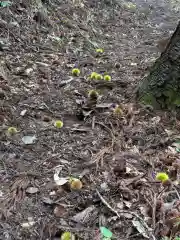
1, 0, 180, 239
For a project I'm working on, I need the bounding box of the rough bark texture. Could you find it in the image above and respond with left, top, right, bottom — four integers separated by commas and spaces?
137, 21, 180, 110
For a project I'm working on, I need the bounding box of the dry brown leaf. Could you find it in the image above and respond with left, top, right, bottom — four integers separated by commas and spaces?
26, 187, 39, 194
54, 205, 67, 217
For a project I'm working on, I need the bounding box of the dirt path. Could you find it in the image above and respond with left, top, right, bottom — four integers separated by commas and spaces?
0, 1, 180, 239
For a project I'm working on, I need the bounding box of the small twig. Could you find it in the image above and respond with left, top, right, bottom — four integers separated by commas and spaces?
0, 154, 8, 176
128, 115, 135, 127
173, 185, 180, 200
158, 184, 180, 200
152, 192, 157, 231
96, 189, 156, 240
92, 116, 95, 129
91, 146, 112, 169
157, 186, 166, 199
96, 121, 116, 142
96, 189, 120, 218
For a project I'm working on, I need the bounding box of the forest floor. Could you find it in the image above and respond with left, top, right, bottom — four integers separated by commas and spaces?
0, 0, 180, 239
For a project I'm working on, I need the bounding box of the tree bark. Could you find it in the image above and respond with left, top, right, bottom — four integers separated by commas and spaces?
137, 21, 180, 110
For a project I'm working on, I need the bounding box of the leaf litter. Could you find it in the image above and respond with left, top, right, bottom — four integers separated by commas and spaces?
0, 0, 180, 239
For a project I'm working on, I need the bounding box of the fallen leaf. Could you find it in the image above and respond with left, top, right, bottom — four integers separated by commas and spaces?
117, 202, 124, 209
82, 109, 93, 117
96, 103, 112, 109
151, 116, 161, 124
71, 205, 97, 224
123, 201, 132, 208
20, 109, 27, 116
21, 218, 35, 228
22, 135, 37, 145
26, 187, 39, 194
42, 197, 54, 205
165, 129, 175, 136
100, 227, 113, 238
123, 213, 133, 219
100, 182, 110, 192
0, 1, 12, 7
54, 205, 67, 217
54, 177, 68, 186
49, 191, 56, 196
25, 68, 33, 75
130, 62, 137, 66
168, 146, 177, 154
132, 219, 149, 238
53, 166, 69, 186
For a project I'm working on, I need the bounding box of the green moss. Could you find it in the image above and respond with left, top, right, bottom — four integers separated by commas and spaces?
163, 89, 175, 101
162, 87, 180, 108
156, 91, 162, 97
138, 77, 180, 110
173, 96, 180, 107
140, 93, 157, 105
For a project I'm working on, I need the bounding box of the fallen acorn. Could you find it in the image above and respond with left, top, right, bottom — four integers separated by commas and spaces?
95, 74, 103, 80
104, 75, 111, 81
54, 120, 63, 128
70, 178, 83, 190
7, 127, 18, 135
88, 90, 99, 100
90, 72, 97, 79
72, 68, 80, 76
61, 231, 76, 240
96, 48, 104, 53
113, 105, 123, 116
156, 172, 169, 182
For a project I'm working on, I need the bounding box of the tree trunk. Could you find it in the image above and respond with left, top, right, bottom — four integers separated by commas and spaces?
137, 21, 180, 110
